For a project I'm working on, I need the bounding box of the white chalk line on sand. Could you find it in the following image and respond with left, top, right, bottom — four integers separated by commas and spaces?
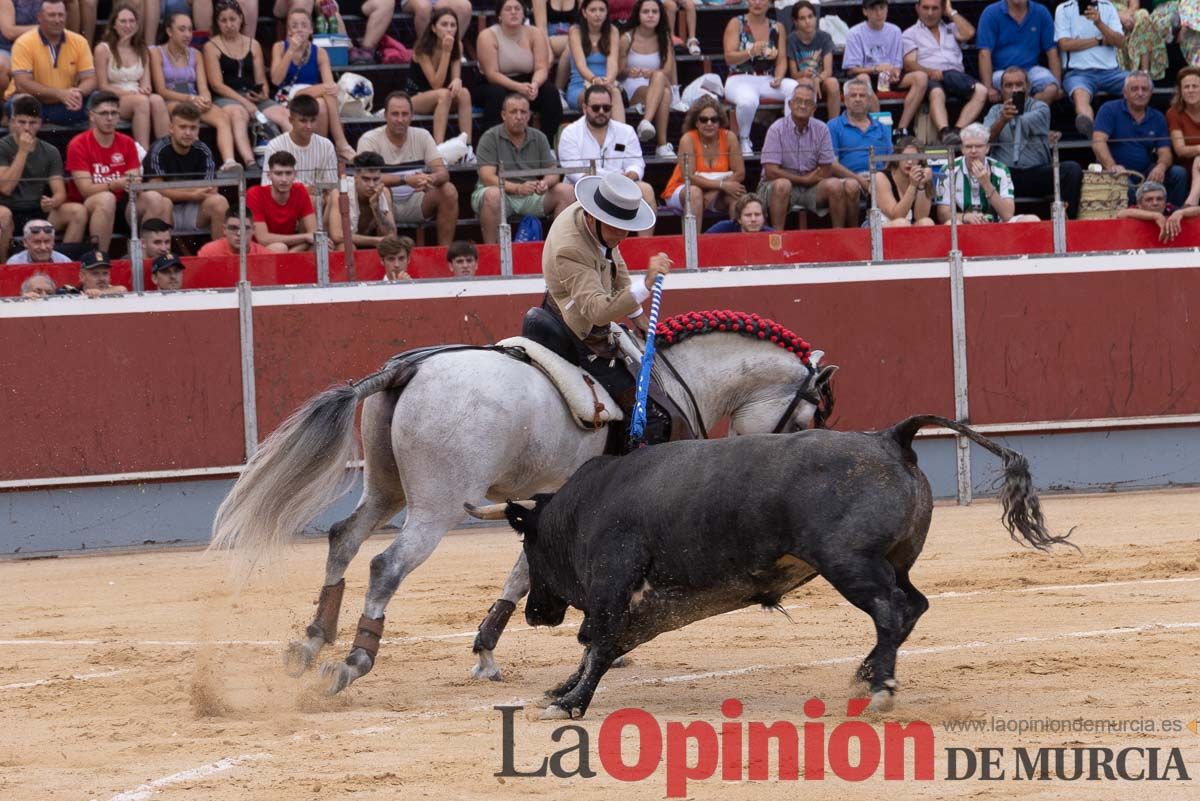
0, 668, 127, 691
2, 573, 1197, 651
99, 753, 272, 801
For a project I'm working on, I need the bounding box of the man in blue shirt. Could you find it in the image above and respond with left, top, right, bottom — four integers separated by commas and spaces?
1093, 71, 1187, 206
976, 0, 1062, 105
829, 79, 893, 180
1055, 0, 1127, 136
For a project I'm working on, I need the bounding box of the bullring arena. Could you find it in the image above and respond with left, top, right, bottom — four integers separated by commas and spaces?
4, 489, 1199, 799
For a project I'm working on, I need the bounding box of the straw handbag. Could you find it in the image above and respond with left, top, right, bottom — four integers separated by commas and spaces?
1079, 168, 1143, 220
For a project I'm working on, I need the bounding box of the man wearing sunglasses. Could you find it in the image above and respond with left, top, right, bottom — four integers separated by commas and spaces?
6, 218, 71, 264
557, 85, 657, 238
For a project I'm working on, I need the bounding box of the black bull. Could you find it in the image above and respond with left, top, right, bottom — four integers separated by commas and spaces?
466, 415, 1074, 720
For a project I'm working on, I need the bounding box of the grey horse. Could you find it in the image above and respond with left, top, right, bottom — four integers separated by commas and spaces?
208, 320, 837, 694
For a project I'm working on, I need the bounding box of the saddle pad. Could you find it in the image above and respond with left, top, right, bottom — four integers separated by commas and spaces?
496, 337, 624, 428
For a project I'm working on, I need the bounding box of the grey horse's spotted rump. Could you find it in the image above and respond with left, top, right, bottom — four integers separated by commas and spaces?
468, 415, 1073, 720
208, 329, 837, 694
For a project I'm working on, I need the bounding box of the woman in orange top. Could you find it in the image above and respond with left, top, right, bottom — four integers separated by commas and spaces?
662, 96, 747, 222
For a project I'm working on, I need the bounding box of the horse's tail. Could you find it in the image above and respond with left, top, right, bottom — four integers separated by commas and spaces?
888, 415, 1077, 553
208, 358, 419, 583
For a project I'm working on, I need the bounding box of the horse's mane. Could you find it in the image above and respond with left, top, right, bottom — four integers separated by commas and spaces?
655, 310, 813, 366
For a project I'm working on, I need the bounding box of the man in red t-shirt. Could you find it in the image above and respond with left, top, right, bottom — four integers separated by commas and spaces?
197, 208, 289, 258
66, 91, 171, 252
246, 151, 318, 252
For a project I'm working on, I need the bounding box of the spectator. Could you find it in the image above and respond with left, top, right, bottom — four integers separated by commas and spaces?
408, 7, 473, 147
20, 270, 55, 297
6, 217, 70, 262
143, 103, 229, 239
985, 66, 1084, 218
377, 233, 414, 281
533, 0, 579, 91
351, 0, 404, 63
150, 12, 240, 170
260, 94, 337, 218
149, 251, 185, 290
94, 2, 168, 151
446, 239, 478, 276
619, 0, 675, 155
400, 0, 470, 46
198, 207, 287, 256
356, 91, 459, 246
787, 1, 839, 120
976, 0, 1063, 105
661, 95, 747, 222
476, 0, 564, 142
1168, 66, 1200, 191
936, 122, 1040, 224
268, 7, 356, 162
129, 0, 202, 47
246, 151, 317, 251
0, 94, 86, 261
722, 0, 796, 156
1055, 0, 1126, 137
68, 249, 127, 296
760, 83, 856, 230
472, 93, 575, 244
1093, 71, 1188, 207
558, 84, 656, 237
873, 136, 936, 226
204, 0, 292, 165
669, 0, 700, 57
828, 78, 893, 189
566, 0, 625, 122
66, 91, 172, 252
903, 0, 987, 144
706, 193, 774, 233
0, 0, 41, 97
330, 151, 398, 249
1118, 180, 1200, 242
1114, 1, 1168, 78
842, 0, 926, 138
140, 216, 173, 261
7, 0, 96, 124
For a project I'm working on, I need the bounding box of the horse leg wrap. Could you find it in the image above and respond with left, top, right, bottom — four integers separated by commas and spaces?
351, 614, 385, 664
473, 599, 516, 654
306, 579, 346, 644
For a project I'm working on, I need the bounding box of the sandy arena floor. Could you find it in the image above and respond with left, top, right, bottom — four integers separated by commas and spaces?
2, 488, 1199, 800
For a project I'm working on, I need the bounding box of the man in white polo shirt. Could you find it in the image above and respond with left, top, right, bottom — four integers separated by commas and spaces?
557, 84, 656, 238
260, 93, 338, 226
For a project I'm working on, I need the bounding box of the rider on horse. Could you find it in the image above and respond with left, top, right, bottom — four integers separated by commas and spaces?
525, 172, 677, 447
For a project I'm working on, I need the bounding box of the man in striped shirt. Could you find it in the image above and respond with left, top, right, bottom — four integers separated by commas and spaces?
934, 122, 1039, 224
142, 104, 229, 239
260, 94, 338, 229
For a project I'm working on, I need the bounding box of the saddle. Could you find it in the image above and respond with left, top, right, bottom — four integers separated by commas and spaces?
520, 307, 697, 451
495, 335, 624, 429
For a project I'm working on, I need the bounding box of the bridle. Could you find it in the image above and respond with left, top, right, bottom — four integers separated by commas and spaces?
771, 369, 830, 433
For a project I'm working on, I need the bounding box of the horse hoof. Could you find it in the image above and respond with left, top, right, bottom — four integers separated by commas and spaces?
868, 688, 895, 713
283, 641, 315, 677
540, 705, 571, 720
318, 660, 358, 696
470, 663, 502, 682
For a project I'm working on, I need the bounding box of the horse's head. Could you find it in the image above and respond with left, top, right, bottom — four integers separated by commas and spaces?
769, 350, 839, 434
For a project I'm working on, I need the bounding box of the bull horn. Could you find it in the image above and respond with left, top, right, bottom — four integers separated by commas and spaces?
511, 499, 537, 510
464, 503, 508, 520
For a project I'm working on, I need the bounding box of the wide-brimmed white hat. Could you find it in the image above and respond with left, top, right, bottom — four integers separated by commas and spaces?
574, 173, 657, 232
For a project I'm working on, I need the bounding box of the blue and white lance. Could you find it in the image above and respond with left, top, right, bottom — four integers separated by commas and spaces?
627, 273, 665, 446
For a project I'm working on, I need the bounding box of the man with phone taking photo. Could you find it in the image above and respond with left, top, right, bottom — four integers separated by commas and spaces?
983, 65, 1083, 218
1055, 0, 1127, 137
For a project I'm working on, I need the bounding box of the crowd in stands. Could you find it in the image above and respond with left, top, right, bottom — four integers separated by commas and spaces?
5, 0, 1200, 294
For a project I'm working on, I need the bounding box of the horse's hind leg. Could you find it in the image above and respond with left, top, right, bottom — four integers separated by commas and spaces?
318, 505, 461, 695
285, 392, 405, 677
471, 552, 530, 681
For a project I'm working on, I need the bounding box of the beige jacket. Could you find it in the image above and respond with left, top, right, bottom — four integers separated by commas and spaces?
542, 202, 641, 339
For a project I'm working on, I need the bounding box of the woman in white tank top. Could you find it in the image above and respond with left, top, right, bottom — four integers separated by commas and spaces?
619, 0, 676, 157
93, 2, 169, 150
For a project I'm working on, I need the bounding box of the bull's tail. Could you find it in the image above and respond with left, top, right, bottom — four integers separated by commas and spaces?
208, 358, 419, 584
888, 415, 1076, 552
